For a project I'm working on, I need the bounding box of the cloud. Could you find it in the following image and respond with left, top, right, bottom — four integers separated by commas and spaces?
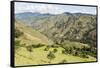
15, 2, 96, 14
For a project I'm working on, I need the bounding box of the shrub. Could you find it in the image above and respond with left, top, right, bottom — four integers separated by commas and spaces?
47, 51, 55, 63
26, 46, 33, 52
72, 50, 79, 56
80, 52, 88, 58
53, 48, 57, 53
37, 43, 45, 47
44, 47, 49, 51
44, 46, 51, 51
32, 43, 45, 48
50, 44, 59, 48
62, 50, 68, 54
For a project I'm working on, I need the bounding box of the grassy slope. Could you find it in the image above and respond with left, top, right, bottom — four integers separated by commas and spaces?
15, 21, 53, 45
15, 46, 96, 65
15, 21, 96, 66
15, 42, 96, 66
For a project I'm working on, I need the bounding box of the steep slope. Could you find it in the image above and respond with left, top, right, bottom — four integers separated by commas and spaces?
15, 12, 97, 47
31, 13, 97, 47
15, 20, 53, 46
14, 12, 97, 66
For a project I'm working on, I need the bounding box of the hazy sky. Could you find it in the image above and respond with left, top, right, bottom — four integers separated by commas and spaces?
15, 2, 96, 14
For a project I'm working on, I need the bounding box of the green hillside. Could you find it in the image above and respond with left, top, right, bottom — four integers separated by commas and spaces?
15, 19, 96, 66
15, 21, 53, 46
15, 41, 96, 66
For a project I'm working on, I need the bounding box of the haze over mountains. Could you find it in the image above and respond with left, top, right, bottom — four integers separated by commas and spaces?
15, 12, 95, 24
15, 12, 54, 25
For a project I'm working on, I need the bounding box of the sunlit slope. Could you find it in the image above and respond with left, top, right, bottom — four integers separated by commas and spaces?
15, 20, 96, 66
15, 41, 96, 66
15, 46, 96, 66
15, 21, 53, 45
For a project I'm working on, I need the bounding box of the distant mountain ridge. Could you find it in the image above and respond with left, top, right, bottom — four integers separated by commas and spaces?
15, 12, 54, 25
15, 12, 95, 25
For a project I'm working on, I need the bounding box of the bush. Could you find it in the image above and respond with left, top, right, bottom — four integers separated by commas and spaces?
50, 45, 59, 48
47, 51, 55, 63
44, 46, 51, 51
72, 50, 79, 56
62, 50, 68, 54
32, 43, 45, 48
79, 52, 88, 58
53, 48, 57, 53
26, 46, 33, 52
44, 47, 49, 51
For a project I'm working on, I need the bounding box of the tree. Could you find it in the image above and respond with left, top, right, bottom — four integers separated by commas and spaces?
47, 51, 55, 63
62, 50, 67, 54
72, 50, 79, 56
32, 43, 45, 48
26, 46, 33, 52
15, 29, 23, 38
44, 47, 49, 51
44, 46, 50, 51
80, 53, 88, 58
26, 45, 33, 59
53, 48, 57, 53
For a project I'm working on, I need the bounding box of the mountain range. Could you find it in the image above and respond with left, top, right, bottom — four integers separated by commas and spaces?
15, 12, 97, 47
15, 12, 97, 65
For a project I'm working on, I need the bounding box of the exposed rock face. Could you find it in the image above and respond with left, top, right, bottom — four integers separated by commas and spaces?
16, 12, 97, 47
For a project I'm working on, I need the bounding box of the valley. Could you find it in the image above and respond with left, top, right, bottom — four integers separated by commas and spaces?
15, 12, 97, 66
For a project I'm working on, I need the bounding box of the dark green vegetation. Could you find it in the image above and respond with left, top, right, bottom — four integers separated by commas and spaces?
15, 28, 24, 38
47, 51, 56, 63
15, 12, 97, 65
61, 44, 96, 58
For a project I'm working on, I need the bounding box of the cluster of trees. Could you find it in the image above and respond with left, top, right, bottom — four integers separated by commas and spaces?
44, 45, 58, 52
25, 44, 58, 63
44, 46, 69, 64
61, 45, 96, 58
43, 45, 59, 63
25, 43, 45, 52
15, 38, 96, 59
31, 43, 45, 48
